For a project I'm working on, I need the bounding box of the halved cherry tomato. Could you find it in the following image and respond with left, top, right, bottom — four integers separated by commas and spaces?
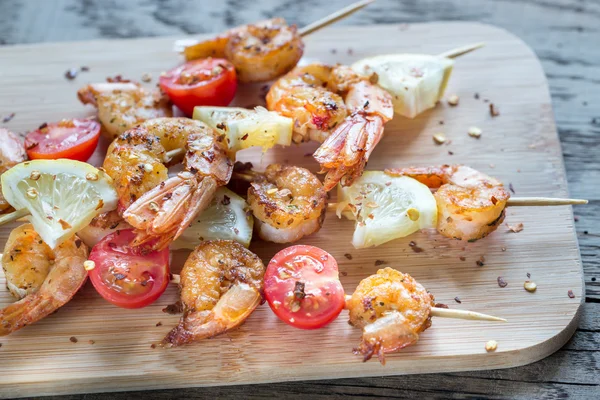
88, 230, 170, 309
24, 119, 101, 161
159, 58, 237, 116
265, 245, 345, 330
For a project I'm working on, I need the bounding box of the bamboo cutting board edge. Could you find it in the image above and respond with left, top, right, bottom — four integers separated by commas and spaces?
0, 21, 585, 398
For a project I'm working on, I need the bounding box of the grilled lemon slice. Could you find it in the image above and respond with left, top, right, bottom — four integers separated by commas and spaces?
352, 54, 454, 119
1, 160, 118, 248
337, 171, 437, 248
193, 106, 292, 152
172, 187, 253, 249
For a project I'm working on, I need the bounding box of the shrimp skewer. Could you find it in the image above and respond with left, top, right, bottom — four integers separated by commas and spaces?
163, 240, 265, 347
179, 1, 374, 83
333, 165, 587, 244
236, 163, 328, 243
347, 267, 504, 364
267, 64, 394, 191
103, 118, 233, 249
0, 129, 27, 214
0, 224, 88, 335
77, 81, 172, 140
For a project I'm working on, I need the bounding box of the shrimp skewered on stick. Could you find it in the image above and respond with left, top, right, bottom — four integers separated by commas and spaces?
163, 240, 265, 347
234, 163, 328, 243
0, 224, 88, 335
103, 118, 233, 249
267, 64, 394, 191
347, 267, 505, 364
178, 0, 374, 83
333, 166, 587, 247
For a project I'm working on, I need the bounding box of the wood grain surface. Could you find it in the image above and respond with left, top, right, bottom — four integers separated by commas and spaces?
0, 1, 598, 399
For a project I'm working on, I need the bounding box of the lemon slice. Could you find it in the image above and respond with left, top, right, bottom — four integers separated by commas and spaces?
336, 171, 437, 248
352, 54, 454, 119
1, 160, 118, 248
193, 106, 292, 152
172, 187, 253, 249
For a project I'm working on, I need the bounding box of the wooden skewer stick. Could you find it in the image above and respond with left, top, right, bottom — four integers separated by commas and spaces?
327, 196, 587, 209
0, 208, 30, 225
437, 42, 486, 59
431, 307, 507, 322
298, 0, 375, 37
507, 197, 588, 206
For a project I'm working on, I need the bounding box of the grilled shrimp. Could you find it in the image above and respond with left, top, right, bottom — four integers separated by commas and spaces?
183, 18, 304, 83
0, 224, 88, 335
78, 82, 172, 139
267, 64, 394, 190
0, 129, 27, 213
163, 240, 265, 346
385, 165, 510, 241
245, 164, 327, 243
347, 267, 434, 364
104, 118, 233, 249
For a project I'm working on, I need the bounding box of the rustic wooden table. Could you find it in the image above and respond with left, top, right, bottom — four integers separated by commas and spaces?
1, 0, 597, 398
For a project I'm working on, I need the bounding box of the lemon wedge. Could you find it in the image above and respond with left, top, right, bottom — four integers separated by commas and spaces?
193, 106, 292, 152
172, 187, 253, 249
1, 160, 118, 248
336, 171, 437, 248
352, 54, 454, 118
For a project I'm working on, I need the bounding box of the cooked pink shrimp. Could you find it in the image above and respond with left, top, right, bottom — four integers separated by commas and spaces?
103, 118, 233, 249
78, 82, 172, 139
0, 129, 27, 213
346, 267, 434, 364
0, 224, 88, 335
163, 240, 265, 346
385, 165, 511, 241
267, 64, 393, 190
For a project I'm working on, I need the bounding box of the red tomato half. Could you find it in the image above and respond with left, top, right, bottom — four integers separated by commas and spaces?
88, 230, 170, 309
25, 119, 101, 161
265, 245, 345, 330
159, 58, 237, 116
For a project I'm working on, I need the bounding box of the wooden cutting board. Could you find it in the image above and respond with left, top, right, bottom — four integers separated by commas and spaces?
0, 22, 584, 398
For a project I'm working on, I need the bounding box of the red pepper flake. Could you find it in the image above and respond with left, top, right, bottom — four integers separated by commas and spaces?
88, 340, 95, 345
162, 301, 183, 314
448, 150, 454, 155
374, 259, 387, 266
409, 241, 424, 253
509, 183, 515, 194
304, 152, 312, 157
2, 113, 15, 123
69, 336, 78, 343
459, 256, 466, 261
341, 271, 348, 277
568, 290, 575, 298
476, 256, 485, 267
293, 281, 306, 300
507, 222, 524, 233
434, 303, 449, 309
150, 344, 157, 349
454, 296, 462, 304
156, 321, 162, 327
489, 103, 500, 117
497, 277, 508, 287
241, 133, 249, 141
491, 196, 498, 205
64, 68, 78, 80
344, 253, 352, 260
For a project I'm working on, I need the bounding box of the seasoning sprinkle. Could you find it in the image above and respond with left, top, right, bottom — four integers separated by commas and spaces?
468, 126, 482, 138
568, 290, 575, 299
344, 253, 353, 260
489, 103, 500, 117
476, 256, 485, 267
433, 133, 446, 145
69, 336, 78, 343
374, 260, 387, 266
524, 281, 537, 292
485, 340, 498, 352
447, 94, 459, 106
2, 113, 15, 123
65, 68, 78, 80
497, 276, 507, 288
454, 296, 462, 304
83, 260, 96, 271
